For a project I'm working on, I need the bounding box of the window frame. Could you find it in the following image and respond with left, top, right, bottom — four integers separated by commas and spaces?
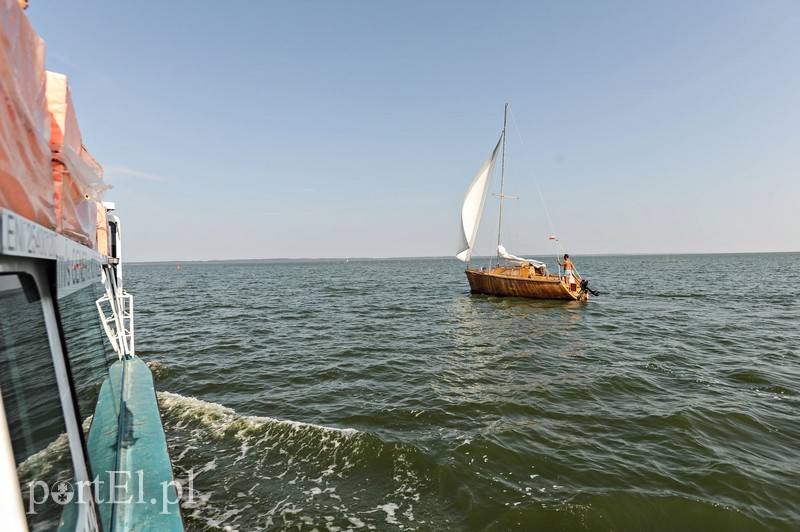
0, 256, 99, 531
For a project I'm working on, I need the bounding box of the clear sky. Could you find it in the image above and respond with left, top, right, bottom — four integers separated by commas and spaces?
28, 1, 800, 262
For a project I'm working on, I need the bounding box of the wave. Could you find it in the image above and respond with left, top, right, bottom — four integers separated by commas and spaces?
146, 359, 172, 380
156, 391, 457, 530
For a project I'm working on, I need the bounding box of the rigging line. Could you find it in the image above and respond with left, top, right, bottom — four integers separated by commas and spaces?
508, 109, 560, 245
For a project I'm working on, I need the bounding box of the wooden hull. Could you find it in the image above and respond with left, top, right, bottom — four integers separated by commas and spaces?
465, 266, 587, 301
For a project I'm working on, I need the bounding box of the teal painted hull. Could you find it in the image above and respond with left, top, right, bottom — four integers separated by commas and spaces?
86, 358, 183, 530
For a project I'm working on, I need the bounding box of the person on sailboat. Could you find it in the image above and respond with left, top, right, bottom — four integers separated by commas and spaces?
558, 254, 577, 290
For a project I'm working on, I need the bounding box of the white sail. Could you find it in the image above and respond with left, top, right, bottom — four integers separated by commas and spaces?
456, 135, 502, 262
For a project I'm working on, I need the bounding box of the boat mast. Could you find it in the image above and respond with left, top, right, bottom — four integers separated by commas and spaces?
497, 103, 508, 248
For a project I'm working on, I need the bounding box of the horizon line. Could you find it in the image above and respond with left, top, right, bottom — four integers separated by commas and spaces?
127, 250, 799, 265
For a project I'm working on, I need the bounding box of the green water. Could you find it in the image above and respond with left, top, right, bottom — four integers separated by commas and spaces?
126, 253, 799, 530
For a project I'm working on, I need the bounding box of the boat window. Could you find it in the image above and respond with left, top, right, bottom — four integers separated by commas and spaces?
58, 275, 120, 496
0, 273, 78, 530
58, 279, 117, 429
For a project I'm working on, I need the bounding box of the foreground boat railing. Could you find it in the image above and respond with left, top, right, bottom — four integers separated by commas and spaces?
96, 267, 135, 360
96, 211, 136, 360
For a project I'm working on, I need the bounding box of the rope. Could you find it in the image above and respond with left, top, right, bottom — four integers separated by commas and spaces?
509, 108, 578, 274
509, 109, 559, 242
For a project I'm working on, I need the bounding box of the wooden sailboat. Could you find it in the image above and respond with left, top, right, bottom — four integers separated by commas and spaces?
456, 104, 592, 301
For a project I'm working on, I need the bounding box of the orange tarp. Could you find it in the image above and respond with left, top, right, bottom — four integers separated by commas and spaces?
46, 71, 107, 249
0, 0, 55, 229
1, 0, 110, 251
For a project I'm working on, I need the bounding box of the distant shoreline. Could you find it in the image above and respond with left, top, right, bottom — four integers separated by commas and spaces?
128, 250, 798, 266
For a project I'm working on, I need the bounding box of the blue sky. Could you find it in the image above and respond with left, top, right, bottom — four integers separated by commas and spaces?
29, 1, 800, 261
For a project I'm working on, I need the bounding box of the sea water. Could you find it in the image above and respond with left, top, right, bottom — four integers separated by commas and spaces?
126, 253, 799, 530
